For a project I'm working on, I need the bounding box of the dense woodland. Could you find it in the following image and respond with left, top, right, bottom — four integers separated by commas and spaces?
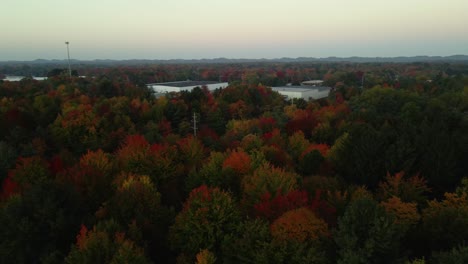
0, 62, 467, 263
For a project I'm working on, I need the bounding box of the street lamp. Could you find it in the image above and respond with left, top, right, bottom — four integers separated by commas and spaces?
65, 41, 71, 78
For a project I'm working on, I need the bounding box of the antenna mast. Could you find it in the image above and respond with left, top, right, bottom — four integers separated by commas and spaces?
65, 41, 71, 78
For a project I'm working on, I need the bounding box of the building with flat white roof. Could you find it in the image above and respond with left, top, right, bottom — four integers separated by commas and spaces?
271, 86, 331, 100
1, 76, 48, 82
146, 80, 228, 93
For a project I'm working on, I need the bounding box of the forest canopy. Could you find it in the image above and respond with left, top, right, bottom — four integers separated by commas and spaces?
1, 61, 467, 263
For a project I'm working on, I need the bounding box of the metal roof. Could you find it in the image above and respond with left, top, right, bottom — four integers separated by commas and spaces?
302, 80, 324, 84
272, 86, 311, 92
147, 80, 225, 87
271, 86, 331, 92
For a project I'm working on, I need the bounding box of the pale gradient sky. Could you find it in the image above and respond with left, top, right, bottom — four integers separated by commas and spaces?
2, 0, 468, 60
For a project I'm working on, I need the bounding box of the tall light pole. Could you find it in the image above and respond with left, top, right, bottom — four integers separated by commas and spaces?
65, 41, 71, 78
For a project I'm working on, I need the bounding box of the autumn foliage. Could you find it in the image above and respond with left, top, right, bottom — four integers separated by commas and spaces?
254, 190, 309, 221
222, 149, 251, 174
1, 61, 467, 263
270, 207, 329, 242
381, 196, 420, 227
67, 222, 150, 263
242, 163, 299, 210
170, 185, 240, 257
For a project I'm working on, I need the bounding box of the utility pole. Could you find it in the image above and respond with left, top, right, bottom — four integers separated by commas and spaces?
65, 41, 71, 78
192, 112, 198, 137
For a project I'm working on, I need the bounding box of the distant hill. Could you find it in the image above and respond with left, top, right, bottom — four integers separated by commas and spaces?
1, 55, 468, 65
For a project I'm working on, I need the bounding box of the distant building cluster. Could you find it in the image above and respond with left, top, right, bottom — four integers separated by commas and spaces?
146, 81, 229, 94
145, 79, 331, 100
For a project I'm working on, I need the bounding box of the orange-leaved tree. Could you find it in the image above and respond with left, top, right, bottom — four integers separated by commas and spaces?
222, 148, 252, 175
377, 171, 430, 205
270, 207, 329, 243
380, 196, 420, 228
195, 249, 217, 264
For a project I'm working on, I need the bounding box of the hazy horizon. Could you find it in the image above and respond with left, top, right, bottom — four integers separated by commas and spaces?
2, 0, 468, 61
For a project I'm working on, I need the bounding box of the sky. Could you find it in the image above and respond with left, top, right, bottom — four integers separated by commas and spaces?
2, 0, 468, 60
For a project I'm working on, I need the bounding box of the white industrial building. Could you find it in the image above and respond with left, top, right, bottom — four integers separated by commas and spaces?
146, 80, 228, 93
301, 80, 324, 86
1, 76, 48, 81
271, 86, 331, 100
